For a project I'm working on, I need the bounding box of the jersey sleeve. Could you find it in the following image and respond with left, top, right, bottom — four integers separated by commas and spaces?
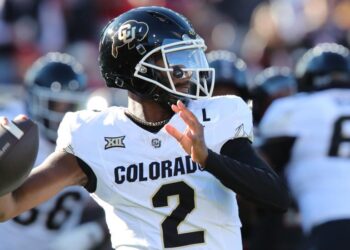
56, 110, 99, 153
207, 96, 254, 152
56, 110, 98, 193
56, 112, 75, 153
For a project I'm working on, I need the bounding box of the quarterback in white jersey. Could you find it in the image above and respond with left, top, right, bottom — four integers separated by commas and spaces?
259, 43, 350, 249
0, 6, 289, 250
57, 96, 251, 249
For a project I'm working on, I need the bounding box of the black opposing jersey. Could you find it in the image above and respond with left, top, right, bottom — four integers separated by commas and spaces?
56, 96, 253, 249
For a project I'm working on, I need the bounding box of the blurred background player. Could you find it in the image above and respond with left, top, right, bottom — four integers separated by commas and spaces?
249, 66, 297, 126
248, 66, 303, 250
206, 50, 250, 101
0, 52, 108, 250
259, 43, 350, 250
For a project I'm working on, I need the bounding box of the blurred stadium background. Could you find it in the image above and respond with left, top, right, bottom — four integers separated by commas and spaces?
1, 0, 349, 89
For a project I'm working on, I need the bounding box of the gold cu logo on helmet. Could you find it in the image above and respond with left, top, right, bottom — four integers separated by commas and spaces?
111, 20, 149, 58
118, 24, 136, 44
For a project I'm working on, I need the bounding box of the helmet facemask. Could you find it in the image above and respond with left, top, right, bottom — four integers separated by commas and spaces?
134, 38, 215, 106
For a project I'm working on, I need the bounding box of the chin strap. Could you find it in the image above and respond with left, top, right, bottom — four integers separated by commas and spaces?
149, 68, 189, 107
129, 75, 189, 109
151, 89, 189, 109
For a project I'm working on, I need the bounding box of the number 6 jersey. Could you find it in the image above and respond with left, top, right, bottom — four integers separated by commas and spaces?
259, 89, 350, 233
56, 96, 253, 250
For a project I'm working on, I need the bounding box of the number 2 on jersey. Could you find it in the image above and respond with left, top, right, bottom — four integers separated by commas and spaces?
152, 181, 205, 248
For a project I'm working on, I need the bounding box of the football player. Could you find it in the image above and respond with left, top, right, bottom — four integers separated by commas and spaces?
259, 43, 350, 250
0, 7, 290, 250
0, 52, 107, 250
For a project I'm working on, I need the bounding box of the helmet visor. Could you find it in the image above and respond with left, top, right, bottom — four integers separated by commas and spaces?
164, 46, 212, 96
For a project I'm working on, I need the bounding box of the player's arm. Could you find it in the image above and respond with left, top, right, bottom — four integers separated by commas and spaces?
0, 150, 87, 221
204, 138, 291, 212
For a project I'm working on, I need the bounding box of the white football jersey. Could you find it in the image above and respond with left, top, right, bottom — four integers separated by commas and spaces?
259, 89, 350, 233
56, 95, 253, 250
0, 100, 91, 250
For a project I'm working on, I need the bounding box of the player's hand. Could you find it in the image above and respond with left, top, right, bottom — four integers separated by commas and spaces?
0, 114, 28, 126
165, 100, 208, 167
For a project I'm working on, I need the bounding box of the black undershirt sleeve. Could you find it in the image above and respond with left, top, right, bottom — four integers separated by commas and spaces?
204, 138, 291, 212
258, 136, 297, 172
75, 156, 97, 193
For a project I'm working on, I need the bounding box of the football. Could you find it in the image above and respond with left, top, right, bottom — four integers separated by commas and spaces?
0, 118, 39, 196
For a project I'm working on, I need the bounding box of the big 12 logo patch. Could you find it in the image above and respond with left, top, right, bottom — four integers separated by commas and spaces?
111, 20, 149, 58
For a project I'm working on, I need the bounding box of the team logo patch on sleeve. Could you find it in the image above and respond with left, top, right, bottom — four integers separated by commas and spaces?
111, 20, 149, 58
105, 136, 126, 149
234, 123, 252, 140
63, 145, 75, 154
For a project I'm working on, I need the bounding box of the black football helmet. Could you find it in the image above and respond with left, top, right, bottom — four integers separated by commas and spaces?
206, 50, 249, 101
98, 6, 214, 107
295, 43, 350, 92
250, 67, 297, 124
24, 52, 87, 142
